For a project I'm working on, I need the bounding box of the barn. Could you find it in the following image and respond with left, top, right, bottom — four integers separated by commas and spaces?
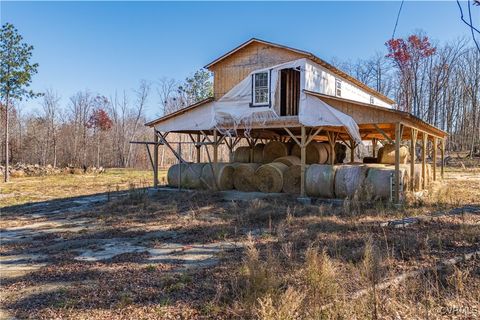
144, 38, 447, 203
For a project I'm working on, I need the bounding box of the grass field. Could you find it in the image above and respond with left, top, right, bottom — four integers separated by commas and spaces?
0, 169, 166, 207
0, 167, 479, 319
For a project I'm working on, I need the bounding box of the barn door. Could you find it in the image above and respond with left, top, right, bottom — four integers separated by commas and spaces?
280, 68, 301, 116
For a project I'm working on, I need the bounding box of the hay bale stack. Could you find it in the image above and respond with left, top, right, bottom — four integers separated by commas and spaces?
305, 164, 337, 198
364, 167, 409, 200
254, 162, 288, 193
233, 146, 250, 163
334, 165, 369, 198
201, 163, 235, 190
273, 155, 301, 167
263, 141, 289, 163
233, 163, 260, 192
282, 164, 308, 194
167, 163, 189, 187
183, 163, 206, 189
253, 144, 265, 163
378, 144, 410, 164
291, 141, 330, 164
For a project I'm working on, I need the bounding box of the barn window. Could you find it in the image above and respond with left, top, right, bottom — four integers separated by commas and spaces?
252, 71, 270, 106
370, 96, 374, 104
335, 79, 342, 97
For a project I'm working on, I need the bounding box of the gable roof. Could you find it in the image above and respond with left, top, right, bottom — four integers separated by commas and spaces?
204, 38, 395, 105
145, 97, 214, 127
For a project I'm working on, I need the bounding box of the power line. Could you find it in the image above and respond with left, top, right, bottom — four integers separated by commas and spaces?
457, 0, 480, 53
392, 0, 405, 39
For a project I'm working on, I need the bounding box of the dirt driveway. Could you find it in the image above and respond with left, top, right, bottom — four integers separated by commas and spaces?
1, 170, 479, 319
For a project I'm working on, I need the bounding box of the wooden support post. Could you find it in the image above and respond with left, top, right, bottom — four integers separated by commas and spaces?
327, 131, 337, 165
300, 126, 306, 197
372, 138, 377, 158
410, 128, 418, 191
422, 133, 427, 190
213, 130, 218, 164
441, 138, 445, 179
177, 141, 182, 191
153, 131, 159, 188
433, 137, 437, 181
350, 139, 355, 163
394, 123, 402, 203
196, 133, 201, 163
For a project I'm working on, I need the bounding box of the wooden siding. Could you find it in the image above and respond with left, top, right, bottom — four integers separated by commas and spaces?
209, 42, 307, 99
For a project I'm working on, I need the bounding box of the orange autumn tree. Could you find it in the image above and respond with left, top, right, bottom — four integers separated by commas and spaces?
386, 34, 436, 116
87, 96, 113, 168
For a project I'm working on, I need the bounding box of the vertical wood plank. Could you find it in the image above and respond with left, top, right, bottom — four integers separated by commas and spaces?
196, 133, 201, 163
422, 133, 427, 190
410, 128, 417, 191
433, 137, 437, 181
300, 126, 306, 197
350, 139, 355, 163
153, 130, 159, 188
395, 123, 402, 203
441, 138, 445, 179
213, 130, 218, 164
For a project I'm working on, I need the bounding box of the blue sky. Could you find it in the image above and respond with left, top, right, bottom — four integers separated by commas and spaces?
1, 1, 477, 120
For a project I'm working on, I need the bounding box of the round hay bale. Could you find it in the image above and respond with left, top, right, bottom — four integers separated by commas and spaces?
183, 163, 206, 189
334, 165, 369, 199
254, 162, 288, 193
364, 167, 409, 200
273, 155, 301, 167
282, 164, 308, 194
167, 163, 189, 187
233, 163, 260, 192
378, 144, 409, 164
291, 141, 329, 164
201, 163, 235, 190
263, 141, 289, 163
305, 164, 337, 198
233, 146, 250, 163
253, 144, 265, 163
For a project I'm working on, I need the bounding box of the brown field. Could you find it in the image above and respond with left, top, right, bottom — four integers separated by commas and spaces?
0, 167, 479, 319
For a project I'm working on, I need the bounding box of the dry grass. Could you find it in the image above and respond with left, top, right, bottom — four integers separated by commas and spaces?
0, 166, 479, 319
0, 168, 166, 207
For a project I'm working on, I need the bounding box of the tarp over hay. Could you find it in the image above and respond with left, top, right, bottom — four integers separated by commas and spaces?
153, 58, 362, 143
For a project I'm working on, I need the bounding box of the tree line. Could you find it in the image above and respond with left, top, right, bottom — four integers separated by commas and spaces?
2, 22, 479, 182
335, 33, 479, 155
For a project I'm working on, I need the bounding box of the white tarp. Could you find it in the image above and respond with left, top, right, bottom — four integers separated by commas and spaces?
155, 58, 362, 143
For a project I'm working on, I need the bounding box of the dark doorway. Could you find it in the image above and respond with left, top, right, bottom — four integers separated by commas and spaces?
280, 68, 301, 116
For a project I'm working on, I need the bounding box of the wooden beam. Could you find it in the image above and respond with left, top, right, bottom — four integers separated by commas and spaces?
300, 126, 306, 197
374, 124, 394, 144
213, 130, 218, 164
410, 128, 418, 191
196, 133, 201, 163
284, 127, 301, 146
372, 138, 377, 158
433, 137, 437, 181
422, 133, 427, 190
394, 123, 402, 203
349, 139, 356, 163
153, 131, 159, 187
305, 127, 323, 146
441, 138, 445, 179
326, 131, 338, 165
